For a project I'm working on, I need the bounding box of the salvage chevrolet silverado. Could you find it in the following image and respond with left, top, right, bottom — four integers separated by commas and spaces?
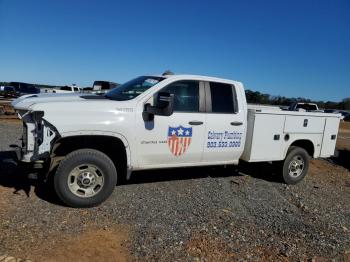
12, 74, 341, 207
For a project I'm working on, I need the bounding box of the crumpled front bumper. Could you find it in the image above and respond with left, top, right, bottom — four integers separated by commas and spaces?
18, 111, 58, 162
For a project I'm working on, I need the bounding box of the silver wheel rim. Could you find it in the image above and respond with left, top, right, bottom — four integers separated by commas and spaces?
67, 164, 104, 198
288, 155, 305, 178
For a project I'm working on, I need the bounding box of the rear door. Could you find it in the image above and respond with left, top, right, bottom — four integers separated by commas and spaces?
202, 82, 245, 163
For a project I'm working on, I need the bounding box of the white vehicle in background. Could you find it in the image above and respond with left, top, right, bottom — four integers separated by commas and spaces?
53, 84, 81, 93
12, 74, 341, 207
91, 81, 118, 94
81, 81, 119, 94
288, 102, 321, 112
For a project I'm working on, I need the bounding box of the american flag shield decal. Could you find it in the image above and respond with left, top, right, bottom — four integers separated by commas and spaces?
167, 126, 192, 156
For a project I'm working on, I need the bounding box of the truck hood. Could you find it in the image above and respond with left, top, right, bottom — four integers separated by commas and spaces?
12, 92, 136, 141
12, 93, 88, 110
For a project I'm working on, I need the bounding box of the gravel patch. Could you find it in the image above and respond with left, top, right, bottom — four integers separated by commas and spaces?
0, 121, 349, 261
0, 121, 21, 151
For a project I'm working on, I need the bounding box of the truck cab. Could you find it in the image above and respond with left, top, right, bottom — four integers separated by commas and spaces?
126, 75, 247, 169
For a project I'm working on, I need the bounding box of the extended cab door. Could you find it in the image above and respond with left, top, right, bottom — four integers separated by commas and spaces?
135, 80, 206, 168
202, 81, 245, 163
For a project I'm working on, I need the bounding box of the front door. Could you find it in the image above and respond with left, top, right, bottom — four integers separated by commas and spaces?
135, 80, 206, 168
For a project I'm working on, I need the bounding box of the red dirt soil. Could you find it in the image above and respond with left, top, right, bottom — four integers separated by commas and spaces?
24, 226, 131, 262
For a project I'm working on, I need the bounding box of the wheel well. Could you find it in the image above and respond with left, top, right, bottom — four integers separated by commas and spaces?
50, 135, 127, 179
290, 140, 314, 157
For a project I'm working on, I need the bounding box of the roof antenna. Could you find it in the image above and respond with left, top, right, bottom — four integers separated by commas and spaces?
162, 70, 174, 76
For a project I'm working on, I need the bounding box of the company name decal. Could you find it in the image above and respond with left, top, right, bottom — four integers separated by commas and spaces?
207, 131, 242, 148
168, 126, 192, 156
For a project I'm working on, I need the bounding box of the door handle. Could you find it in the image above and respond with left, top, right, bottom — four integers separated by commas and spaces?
189, 121, 204, 126
230, 121, 243, 126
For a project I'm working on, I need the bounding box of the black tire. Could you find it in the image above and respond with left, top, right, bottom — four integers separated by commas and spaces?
54, 149, 117, 208
282, 146, 310, 185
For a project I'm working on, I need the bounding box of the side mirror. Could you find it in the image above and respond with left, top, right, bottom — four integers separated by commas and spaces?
142, 92, 174, 121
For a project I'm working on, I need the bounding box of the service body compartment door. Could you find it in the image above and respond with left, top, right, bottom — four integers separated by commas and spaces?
320, 117, 340, 157
284, 116, 325, 133
248, 113, 285, 161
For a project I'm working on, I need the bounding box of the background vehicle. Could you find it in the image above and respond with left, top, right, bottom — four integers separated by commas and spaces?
12, 74, 341, 207
324, 109, 350, 121
91, 81, 118, 94
344, 113, 350, 121
53, 84, 81, 93
9, 82, 40, 97
0, 85, 16, 98
288, 102, 321, 112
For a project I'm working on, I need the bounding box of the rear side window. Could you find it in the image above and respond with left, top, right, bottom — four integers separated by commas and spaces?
160, 80, 199, 112
210, 82, 236, 113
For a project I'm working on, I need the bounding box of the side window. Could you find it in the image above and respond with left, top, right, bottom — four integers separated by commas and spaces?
210, 82, 236, 113
158, 81, 199, 112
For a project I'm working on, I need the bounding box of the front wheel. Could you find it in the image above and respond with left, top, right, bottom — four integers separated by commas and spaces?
281, 146, 310, 185
54, 149, 117, 208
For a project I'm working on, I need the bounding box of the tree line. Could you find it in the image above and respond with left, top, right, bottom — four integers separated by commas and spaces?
245, 90, 350, 110
1, 81, 349, 110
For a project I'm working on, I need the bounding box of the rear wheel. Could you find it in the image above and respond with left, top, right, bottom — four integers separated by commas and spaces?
54, 149, 117, 207
281, 146, 310, 185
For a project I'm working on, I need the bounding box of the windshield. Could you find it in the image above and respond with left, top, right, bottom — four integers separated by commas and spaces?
105, 76, 165, 101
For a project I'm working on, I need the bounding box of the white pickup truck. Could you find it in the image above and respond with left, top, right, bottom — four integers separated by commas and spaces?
52, 85, 81, 93
12, 74, 341, 207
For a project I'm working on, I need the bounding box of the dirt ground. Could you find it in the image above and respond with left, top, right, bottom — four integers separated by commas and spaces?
0, 120, 349, 261
0, 98, 15, 116
338, 122, 350, 150
0, 224, 130, 262
25, 226, 130, 262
